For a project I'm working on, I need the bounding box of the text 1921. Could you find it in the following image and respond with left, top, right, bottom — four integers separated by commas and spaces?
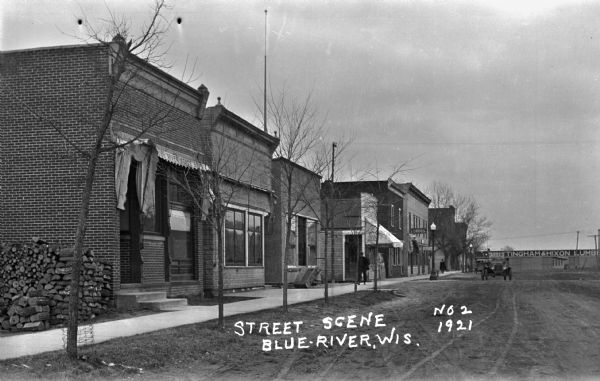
437, 319, 472, 333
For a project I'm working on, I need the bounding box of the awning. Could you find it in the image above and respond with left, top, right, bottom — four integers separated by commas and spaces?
365, 217, 403, 248
115, 134, 210, 171
155, 144, 209, 171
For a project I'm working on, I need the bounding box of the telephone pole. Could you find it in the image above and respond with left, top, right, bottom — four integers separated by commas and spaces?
330, 142, 337, 283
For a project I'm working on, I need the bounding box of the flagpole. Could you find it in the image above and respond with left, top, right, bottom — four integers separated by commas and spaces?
264, 9, 268, 133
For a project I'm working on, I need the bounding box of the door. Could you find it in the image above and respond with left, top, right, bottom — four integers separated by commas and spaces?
298, 217, 307, 266
344, 235, 362, 281
168, 207, 194, 281
167, 182, 195, 281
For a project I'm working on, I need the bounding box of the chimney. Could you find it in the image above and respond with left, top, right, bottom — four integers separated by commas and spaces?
196, 84, 210, 119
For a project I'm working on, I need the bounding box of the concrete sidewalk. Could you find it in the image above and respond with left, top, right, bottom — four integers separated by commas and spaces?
0, 272, 458, 360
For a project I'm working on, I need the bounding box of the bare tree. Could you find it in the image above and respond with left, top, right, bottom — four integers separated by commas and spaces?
428, 181, 492, 264
262, 86, 334, 311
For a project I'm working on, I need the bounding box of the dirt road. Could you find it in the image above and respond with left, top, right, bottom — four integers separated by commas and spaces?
186, 272, 600, 381
3, 272, 600, 381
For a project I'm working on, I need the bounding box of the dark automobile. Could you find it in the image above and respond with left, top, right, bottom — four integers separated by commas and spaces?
481, 261, 512, 280
492, 262, 503, 276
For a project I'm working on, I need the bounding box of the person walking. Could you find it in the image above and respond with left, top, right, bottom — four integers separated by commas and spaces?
503, 259, 511, 280
357, 252, 370, 285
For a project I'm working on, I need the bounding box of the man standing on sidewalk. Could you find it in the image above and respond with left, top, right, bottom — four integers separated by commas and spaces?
357, 252, 370, 285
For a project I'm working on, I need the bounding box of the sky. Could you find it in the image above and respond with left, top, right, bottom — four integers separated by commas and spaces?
1, 0, 599, 250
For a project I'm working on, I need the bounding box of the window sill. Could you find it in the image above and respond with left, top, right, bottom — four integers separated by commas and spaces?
143, 234, 166, 241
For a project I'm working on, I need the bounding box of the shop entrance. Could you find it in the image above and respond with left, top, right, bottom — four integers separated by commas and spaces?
344, 235, 362, 281
120, 163, 142, 284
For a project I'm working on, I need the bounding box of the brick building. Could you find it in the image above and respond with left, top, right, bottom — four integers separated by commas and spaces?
0, 41, 277, 301
397, 182, 432, 276
323, 181, 403, 282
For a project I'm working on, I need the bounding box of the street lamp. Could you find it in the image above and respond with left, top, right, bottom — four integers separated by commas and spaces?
429, 222, 437, 280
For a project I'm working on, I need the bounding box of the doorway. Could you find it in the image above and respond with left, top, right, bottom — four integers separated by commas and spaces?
167, 182, 195, 281
120, 162, 142, 284
344, 235, 362, 281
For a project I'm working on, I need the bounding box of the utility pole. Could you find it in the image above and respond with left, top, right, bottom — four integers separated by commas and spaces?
330, 142, 337, 284
576, 230, 579, 251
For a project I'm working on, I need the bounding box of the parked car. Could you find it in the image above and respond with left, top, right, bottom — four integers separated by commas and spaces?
492, 262, 503, 276
481, 262, 494, 280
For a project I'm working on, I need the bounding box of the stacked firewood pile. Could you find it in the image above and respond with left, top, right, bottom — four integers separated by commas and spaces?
0, 242, 113, 332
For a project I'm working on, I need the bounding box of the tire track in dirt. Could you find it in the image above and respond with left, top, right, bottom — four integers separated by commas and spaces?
316, 285, 443, 380
396, 284, 505, 381
273, 349, 300, 381
488, 286, 518, 376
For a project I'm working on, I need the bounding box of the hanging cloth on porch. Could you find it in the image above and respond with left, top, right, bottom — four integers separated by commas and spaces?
115, 140, 159, 217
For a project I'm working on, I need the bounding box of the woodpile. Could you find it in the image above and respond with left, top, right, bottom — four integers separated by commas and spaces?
0, 242, 113, 332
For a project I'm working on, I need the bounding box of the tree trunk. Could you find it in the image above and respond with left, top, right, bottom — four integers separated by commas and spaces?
283, 213, 292, 312
330, 219, 335, 284
217, 217, 224, 329
66, 149, 100, 359
323, 203, 329, 304
374, 221, 379, 292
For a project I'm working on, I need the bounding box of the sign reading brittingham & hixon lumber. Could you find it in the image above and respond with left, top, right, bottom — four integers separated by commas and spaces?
488, 250, 597, 258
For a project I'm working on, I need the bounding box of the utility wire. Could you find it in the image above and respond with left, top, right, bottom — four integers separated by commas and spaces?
355, 140, 600, 147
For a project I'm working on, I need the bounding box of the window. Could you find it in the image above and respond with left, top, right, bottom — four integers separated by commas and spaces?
248, 213, 263, 266
143, 175, 166, 234
225, 209, 246, 266
225, 208, 264, 267
307, 220, 317, 265
298, 217, 307, 266
398, 208, 402, 230
390, 205, 395, 227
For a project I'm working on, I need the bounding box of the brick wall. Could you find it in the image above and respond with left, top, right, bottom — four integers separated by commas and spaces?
120, 236, 132, 283
167, 283, 203, 298
222, 267, 265, 289
140, 236, 165, 284
0, 45, 212, 296
0, 46, 120, 290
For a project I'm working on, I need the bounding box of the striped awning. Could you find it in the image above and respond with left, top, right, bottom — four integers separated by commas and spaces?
115, 134, 209, 171
365, 217, 403, 248
155, 144, 209, 171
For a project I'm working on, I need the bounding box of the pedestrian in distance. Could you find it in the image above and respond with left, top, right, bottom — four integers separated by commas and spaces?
357, 252, 370, 285
440, 258, 446, 274
503, 259, 512, 281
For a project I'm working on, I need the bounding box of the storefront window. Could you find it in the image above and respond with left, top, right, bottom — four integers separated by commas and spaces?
225, 209, 246, 266
307, 220, 317, 265
248, 213, 263, 266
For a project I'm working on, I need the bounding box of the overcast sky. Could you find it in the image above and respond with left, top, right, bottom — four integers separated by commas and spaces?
2, 0, 599, 250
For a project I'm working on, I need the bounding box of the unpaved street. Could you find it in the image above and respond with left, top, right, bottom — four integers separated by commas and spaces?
3, 272, 600, 381
170, 272, 600, 381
